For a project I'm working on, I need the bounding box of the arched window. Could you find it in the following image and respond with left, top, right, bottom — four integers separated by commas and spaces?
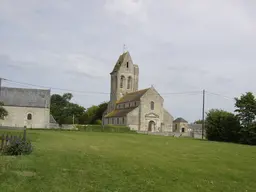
127, 62, 129, 68
150, 101, 154, 110
120, 76, 125, 88
27, 113, 32, 120
127, 76, 132, 89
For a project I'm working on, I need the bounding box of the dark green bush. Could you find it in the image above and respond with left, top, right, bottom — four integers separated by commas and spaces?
2, 138, 33, 156
239, 123, 256, 145
206, 109, 241, 143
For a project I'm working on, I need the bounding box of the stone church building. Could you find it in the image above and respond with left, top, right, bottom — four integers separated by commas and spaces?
103, 51, 174, 132
0, 87, 52, 128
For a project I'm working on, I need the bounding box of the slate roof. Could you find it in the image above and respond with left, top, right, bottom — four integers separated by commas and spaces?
111, 51, 128, 74
105, 107, 136, 118
105, 88, 149, 118
0, 87, 51, 108
173, 117, 188, 123
189, 124, 202, 131
116, 88, 149, 104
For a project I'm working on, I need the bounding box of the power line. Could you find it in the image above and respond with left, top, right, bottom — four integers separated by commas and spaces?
4, 79, 109, 95
205, 91, 234, 100
3, 78, 202, 96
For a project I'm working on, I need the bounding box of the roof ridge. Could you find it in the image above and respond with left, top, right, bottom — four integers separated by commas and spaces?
2, 86, 50, 91
115, 88, 150, 104
105, 107, 137, 118
125, 88, 150, 95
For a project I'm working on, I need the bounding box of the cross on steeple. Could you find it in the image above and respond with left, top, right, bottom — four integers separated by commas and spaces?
123, 44, 127, 53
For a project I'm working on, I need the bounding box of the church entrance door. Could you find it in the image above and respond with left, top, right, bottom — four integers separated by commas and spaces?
148, 121, 155, 132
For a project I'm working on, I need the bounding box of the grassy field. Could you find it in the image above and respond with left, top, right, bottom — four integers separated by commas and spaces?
0, 129, 255, 192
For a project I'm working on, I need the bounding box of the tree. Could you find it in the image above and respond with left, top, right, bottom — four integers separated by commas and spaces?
94, 102, 108, 121
50, 93, 108, 125
62, 93, 73, 102
235, 92, 256, 145
0, 102, 8, 119
193, 119, 203, 124
235, 92, 256, 127
83, 105, 99, 124
50, 93, 86, 125
205, 109, 241, 143
83, 102, 108, 124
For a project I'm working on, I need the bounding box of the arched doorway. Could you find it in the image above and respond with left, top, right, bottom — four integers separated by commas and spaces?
148, 121, 155, 132
182, 128, 185, 133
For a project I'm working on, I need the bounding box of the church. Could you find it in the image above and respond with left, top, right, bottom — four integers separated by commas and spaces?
103, 51, 174, 132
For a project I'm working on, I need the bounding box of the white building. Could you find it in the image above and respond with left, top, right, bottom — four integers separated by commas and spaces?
0, 87, 51, 128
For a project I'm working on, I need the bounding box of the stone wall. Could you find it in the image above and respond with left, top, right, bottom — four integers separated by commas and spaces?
60, 124, 76, 130
127, 107, 139, 130
189, 124, 204, 139
139, 88, 164, 131
163, 108, 174, 132
0, 106, 50, 128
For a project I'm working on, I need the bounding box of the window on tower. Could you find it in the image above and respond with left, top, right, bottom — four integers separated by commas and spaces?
127, 76, 132, 89
120, 76, 125, 88
127, 62, 129, 68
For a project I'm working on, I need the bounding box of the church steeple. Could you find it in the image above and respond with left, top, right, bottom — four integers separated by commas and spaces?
107, 51, 139, 112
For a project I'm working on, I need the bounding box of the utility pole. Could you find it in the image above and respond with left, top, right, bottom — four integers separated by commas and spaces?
0, 77, 6, 98
0, 78, 2, 97
202, 89, 205, 139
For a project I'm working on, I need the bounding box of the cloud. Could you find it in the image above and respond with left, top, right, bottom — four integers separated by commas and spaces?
104, 0, 148, 23
0, 0, 255, 122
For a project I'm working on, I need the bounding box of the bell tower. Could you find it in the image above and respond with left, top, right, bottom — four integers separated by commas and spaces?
107, 51, 139, 112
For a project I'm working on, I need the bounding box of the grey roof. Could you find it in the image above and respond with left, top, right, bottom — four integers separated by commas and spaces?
188, 124, 203, 134
116, 88, 150, 104
0, 87, 50, 108
189, 124, 202, 131
173, 117, 188, 123
105, 107, 137, 118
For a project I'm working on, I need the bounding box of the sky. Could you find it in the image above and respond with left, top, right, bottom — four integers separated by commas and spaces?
0, 0, 255, 122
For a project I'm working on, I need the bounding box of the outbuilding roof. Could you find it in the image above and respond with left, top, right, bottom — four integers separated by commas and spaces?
173, 117, 188, 123
0, 87, 51, 108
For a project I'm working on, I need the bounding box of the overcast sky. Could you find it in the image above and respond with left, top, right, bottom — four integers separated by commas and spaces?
1, 0, 255, 122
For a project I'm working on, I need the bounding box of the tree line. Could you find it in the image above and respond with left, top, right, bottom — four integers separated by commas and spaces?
196, 92, 256, 145
50, 93, 108, 125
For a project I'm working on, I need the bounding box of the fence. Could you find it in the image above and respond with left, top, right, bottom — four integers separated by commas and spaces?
0, 128, 27, 152
0, 134, 23, 152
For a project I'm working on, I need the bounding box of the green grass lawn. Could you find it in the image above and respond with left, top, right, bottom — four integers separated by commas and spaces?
0, 129, 255, 192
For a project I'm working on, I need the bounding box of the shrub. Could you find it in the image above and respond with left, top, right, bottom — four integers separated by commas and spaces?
95, 119, 102, 125
239, 123, 256, 145
205, 109, 241, 143
2, 138, 33, 156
